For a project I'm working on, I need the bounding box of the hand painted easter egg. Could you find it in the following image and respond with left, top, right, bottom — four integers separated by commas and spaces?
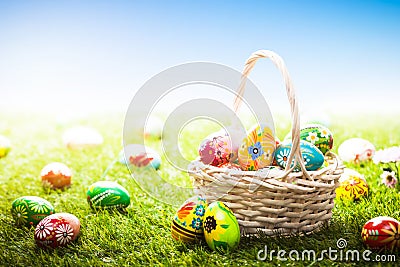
0, 135, 11, 158
203, 201, 240, 252
238, 124, 275, 171
300, 124, 333, 155
335, 174, 368, 201
144, 117, 163, 139
62, 126, 103, 149
120, 144, 161, 170
338, 138, 375, 162
361, 216, 400, 250
34, 213, 80, 248
11, 196, 55, 227
274, 140, 324, 171
40, 162, 72, 189
212, 127, 246, 163
285, 124, 333, 155
171, 196, 208, 243
87, 181, 130, 209
199, 133, 233, 167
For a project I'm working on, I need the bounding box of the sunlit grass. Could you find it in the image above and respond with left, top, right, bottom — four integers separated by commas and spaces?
0, 111, 399, 266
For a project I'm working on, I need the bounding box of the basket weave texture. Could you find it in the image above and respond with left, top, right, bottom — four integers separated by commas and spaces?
188, 50, 344, 236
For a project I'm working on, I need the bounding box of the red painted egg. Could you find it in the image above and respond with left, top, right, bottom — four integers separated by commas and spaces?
361, 216, 400, 250
34, 213, 80, 249
40, 162, 72, 189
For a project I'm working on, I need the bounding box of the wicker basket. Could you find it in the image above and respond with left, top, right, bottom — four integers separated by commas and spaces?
188, 50, 344, 236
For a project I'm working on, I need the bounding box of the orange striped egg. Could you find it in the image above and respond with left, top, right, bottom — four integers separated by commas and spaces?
171, 196, 207, 243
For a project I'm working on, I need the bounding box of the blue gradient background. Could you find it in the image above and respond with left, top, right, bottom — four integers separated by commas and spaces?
0, 0, 399, 115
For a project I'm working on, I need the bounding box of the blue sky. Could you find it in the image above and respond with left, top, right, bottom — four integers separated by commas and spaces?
0, 0, 399, 115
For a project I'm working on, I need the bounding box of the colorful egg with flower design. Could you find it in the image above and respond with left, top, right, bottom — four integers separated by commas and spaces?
11, 196, 55, 227
171, 196, 208, 243
285, 124, 333, 155
199, 132, 233, 167
361, 216, 400, 250
34, 212, 80, 248
274, 140, 324, 171
238, 124, 275, 171
86, 181, 131, 209
335, 174, 368, 201
0, 135, 11, 158
203, 201, 240, 252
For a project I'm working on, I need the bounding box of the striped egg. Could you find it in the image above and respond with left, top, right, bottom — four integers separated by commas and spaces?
171, 196, 208, 243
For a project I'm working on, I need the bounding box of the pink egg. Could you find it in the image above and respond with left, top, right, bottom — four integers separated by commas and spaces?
338, 138, 375, 162
199, 133, 233, 167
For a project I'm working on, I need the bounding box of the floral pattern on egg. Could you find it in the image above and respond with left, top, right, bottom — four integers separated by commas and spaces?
238, 124, 275, 171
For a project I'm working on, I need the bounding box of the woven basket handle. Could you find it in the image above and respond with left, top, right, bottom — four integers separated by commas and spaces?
233, 50, 310, 178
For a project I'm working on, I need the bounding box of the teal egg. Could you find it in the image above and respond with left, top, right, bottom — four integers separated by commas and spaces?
119, 144, 161, 170
275, 140, 324, 171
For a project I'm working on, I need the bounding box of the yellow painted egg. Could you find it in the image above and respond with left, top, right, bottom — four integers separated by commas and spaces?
336, 174, 368, 201
238, 124, 275, 171
203, 201, 240, 252
171, 196, 207, 243
0, 135, 11, 158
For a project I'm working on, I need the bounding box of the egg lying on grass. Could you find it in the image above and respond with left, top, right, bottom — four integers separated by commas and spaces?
203, 201, 240, 252
0, 135, 11, 158
86, 181, 131, 210
11, 196, 55, 227
34, 213, 80, 249
40, 162, 72, 189
171, 196, 208, 243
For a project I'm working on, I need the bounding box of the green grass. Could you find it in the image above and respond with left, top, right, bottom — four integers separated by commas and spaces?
0, 111, 400, 266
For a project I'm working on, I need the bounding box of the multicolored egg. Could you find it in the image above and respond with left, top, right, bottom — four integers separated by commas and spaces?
40, 162, 72, 189
361, 216, 400, 250
199, 132, 233, 167
0, 135, 11, 158
87, 181, 131, 209
11, 196, 55, 227
238, 124, 275, 171
203, 201, 240, 252
298, 124, 333, 155
338, 138, 375, 162
274, 140, 324, 171
34, 213, 80, 249
120, 144, 161, 170
171, 196, 208, 243
62, 126, 103, 149
335, 174, 368, 201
